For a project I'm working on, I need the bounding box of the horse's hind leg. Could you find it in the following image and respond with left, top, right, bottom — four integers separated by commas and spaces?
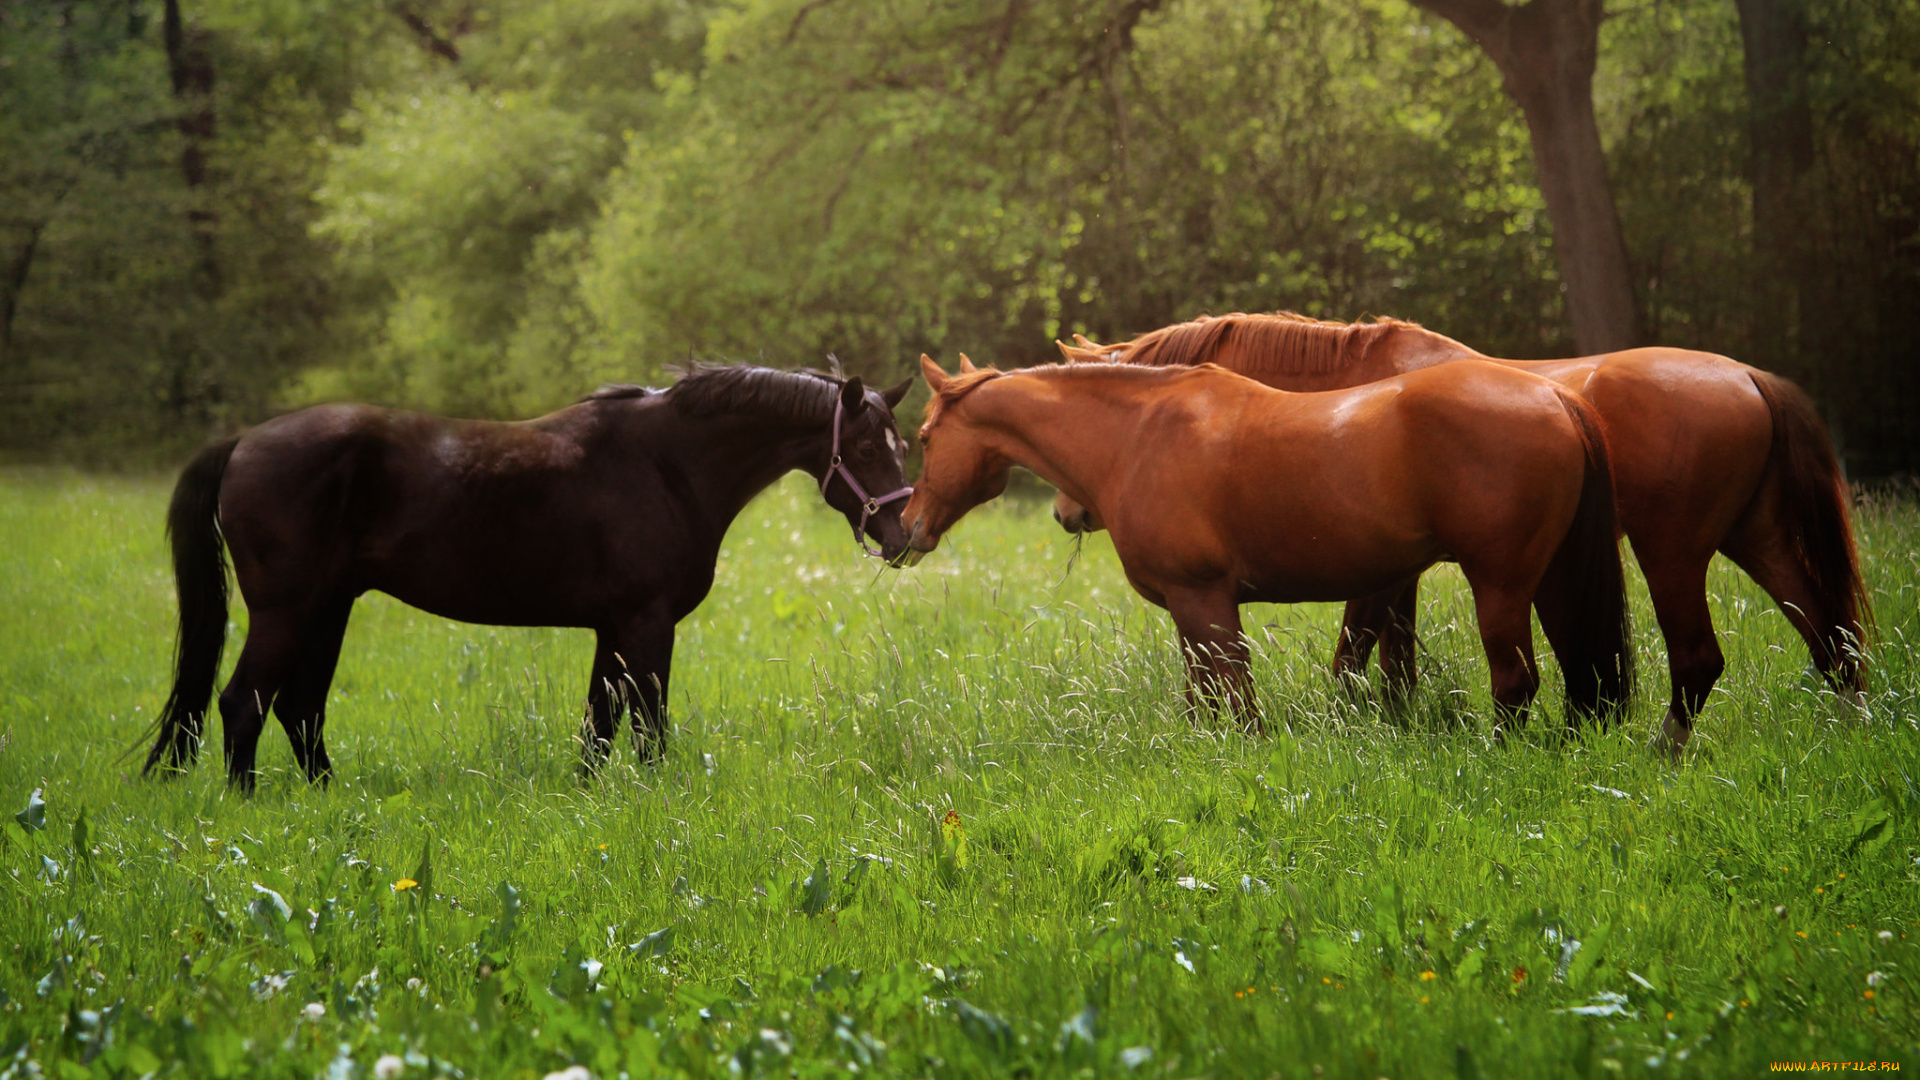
272, 595, 354, 785
218, 606, 307, 793
1721, 516, 1861, 696
1637, 551, 1722, 757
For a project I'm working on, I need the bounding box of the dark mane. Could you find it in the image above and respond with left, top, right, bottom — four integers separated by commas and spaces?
1113, 312, 1417, 376
581, 383, 657, 402
662, 364, 840, 422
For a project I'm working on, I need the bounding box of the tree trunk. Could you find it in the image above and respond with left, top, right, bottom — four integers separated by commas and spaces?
163, 0, 219, 294
1732, 0, 1818, 383
1407, 0, 1642, 354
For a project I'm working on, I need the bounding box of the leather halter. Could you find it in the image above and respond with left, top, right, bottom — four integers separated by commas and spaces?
821, 394, 913, 557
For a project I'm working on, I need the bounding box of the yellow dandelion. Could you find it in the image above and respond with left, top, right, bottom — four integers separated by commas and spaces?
1797, 931, 1808, 938
1665, 1012, 1674, 1020
598, 843, 608, 850
1322, 977, 1332, 985
1235, 990, 1244, 999
1816, 887, 1825, 894
1419, 995, 1430, 1004
1837, 873, 1845, 880
393, 878, 418, 892
1420, 971, 1437, 982
1864, 990, 1875, 1000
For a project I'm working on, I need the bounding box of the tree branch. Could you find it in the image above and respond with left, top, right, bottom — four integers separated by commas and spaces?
394, 3, 462, 62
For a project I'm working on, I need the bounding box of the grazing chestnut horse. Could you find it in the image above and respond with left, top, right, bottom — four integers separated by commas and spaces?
145, 365, 914, 791
1056, 313, 1869, 754
901, 356, 1631, 730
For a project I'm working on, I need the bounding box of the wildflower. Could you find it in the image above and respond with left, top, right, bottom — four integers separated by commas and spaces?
393, 878, 418, 893
1837, 873, 1845, 880
1419, 995, 1430, 1003
374, 1055, 405, 1079
1322, 977, 1332, 985
1867, 972, 1885, 987
1816, 887, 1825, 894
1797, 931, 1808, 938
598, 843, 608, 851
1512, 966, 1528, 985
1420, 971, 1437, 982
303, 1002, 326, 1021
1665, 1012, 1673, 1020
542, 1068, 592, 1080
1879, 931, 1895, 942
1864, 990, 1875, 1000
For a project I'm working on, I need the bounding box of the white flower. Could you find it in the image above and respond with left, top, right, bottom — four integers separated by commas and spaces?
303, 1002, 326, 1021
541, 1068, 592, 1080
406, 978, 421, 991
1879, 930, 1895, 942
1866, 971, 1886, 987
373, 1054, 406, 1079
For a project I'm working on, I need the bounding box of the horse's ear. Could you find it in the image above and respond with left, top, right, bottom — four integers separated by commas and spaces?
840, 375, 867, 415
881, 378, 912, 411
1055, 340, 1077, 362
920, 354, 949, 391
958, 354, 978, 374
1073, 333, 1100, 349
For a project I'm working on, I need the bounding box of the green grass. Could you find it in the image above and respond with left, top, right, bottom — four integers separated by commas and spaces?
1, 468, 1916, 1079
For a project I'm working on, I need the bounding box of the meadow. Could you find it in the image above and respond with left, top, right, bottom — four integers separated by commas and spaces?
0, 468, 1915, 1078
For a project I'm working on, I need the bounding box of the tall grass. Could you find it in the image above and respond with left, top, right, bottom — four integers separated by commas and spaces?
0, 469, 1914, 1077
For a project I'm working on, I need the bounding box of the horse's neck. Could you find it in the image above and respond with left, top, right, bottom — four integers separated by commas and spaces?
969, 373, 1148, 509
667, 412, 823, 531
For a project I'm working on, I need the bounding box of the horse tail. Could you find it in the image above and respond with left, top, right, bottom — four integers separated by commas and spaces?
1746, 368, 1872, 691
144, 437, 239, 777
1543, 389, 1635, 720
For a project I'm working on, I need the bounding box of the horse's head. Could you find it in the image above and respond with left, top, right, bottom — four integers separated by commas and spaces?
817, 374, 916, 563
899, 354, 1009, 565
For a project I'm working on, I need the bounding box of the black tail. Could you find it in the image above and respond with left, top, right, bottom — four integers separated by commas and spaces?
1538, 391, 1635, 720
1747, 369, 1872, 691
144, 437, 239, 777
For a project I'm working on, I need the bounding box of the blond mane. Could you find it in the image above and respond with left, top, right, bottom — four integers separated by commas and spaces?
1091, 312, 1421, 378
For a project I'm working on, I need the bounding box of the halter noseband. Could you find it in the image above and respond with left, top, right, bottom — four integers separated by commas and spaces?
821, 394, 913, 557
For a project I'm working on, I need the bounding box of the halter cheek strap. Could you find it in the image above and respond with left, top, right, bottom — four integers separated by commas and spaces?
821, 396, 914, 557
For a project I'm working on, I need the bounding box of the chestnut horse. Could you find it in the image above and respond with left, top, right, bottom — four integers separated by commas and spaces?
901, 356, 1631, 730
145, 365, 914, 791
1056, 313, 1869, 754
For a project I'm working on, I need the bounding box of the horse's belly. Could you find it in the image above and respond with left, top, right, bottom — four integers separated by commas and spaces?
1237, 557, 1434, 605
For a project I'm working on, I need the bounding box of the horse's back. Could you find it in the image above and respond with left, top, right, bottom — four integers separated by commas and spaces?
1510, 349, 1774, 552
215, 401, 640, 618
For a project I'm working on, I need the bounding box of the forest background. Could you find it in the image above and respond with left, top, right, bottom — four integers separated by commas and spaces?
2, 0, 1916, 474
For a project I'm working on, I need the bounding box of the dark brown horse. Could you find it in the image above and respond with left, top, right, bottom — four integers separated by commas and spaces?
1054, 313, 1869, 754
145, 365, 914, 791
902, 357, 1630, 730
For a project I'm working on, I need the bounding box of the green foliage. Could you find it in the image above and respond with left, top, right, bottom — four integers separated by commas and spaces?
0, 470, 1917, 1073
6, 0, 1919, 468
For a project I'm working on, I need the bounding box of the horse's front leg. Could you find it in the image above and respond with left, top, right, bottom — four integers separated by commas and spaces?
613, 611, 676, 765
1334, 577, 1420, 704
1167, 588, 1259, 734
